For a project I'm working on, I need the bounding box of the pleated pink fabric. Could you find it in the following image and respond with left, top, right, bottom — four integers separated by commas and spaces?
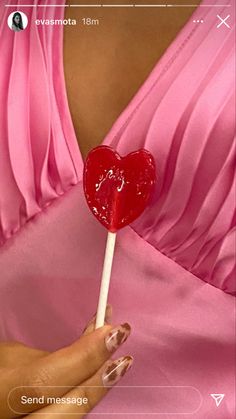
0, 0, 81, 244
0, 0, 235, 418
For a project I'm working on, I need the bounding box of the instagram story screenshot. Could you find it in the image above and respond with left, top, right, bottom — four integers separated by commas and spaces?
0, 0, 235, 418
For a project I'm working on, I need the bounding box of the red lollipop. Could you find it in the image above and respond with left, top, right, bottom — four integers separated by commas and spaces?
83, 146, 156, 328
83, 146, 156, 232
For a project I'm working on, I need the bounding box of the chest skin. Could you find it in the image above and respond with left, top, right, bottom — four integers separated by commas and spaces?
63, 0, 200, 159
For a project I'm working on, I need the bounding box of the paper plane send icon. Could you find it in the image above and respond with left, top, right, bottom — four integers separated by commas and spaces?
210, 394, 225, 407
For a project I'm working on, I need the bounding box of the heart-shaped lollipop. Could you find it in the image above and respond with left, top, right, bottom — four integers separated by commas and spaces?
83, 145, 156, 329
83, 146, 156, 232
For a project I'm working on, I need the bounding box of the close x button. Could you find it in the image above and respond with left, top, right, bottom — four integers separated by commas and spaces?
216, 14, 231, 29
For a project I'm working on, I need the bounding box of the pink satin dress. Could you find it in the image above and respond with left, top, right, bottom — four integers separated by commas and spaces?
0, 0, 235, 417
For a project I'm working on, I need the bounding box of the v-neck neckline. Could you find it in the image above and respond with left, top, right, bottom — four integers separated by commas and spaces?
60, 1, 203, 177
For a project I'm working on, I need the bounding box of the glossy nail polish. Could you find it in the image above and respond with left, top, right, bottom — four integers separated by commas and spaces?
105, 323, 131, 352
102, 355, 133, 387
105, 303, 113, 323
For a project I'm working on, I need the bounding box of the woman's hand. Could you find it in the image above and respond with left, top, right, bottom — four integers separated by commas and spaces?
0, 304, 133, 418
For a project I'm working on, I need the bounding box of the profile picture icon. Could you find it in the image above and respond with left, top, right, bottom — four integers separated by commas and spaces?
7, 11, 28, 32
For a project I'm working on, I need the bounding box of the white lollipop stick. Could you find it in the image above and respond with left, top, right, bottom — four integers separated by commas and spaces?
95, 231, 117, 329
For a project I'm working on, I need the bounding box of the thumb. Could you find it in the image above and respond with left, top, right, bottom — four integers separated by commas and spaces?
82, 303, 113, 335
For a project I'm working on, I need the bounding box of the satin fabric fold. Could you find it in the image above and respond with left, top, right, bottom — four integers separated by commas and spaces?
0, 0, 81, 245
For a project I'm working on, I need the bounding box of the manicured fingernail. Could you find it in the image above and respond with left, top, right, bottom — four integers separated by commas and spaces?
105, 303, 113, 324
83, 304, 112, 333
105, 323, 131, 352
102, 355, 134, 387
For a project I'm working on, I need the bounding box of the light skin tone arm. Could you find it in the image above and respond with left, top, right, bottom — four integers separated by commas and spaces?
0, 305, 133, 418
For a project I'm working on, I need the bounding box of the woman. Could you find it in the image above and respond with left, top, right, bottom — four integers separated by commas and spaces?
0, 0, 235, 417
11, 11, 23, 32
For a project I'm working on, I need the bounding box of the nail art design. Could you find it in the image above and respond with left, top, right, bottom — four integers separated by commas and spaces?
102, 355, 133, 387
105, 323, 131, 352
